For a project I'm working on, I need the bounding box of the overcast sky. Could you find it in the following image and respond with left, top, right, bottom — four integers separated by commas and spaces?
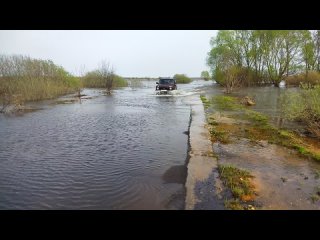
0, 30, 217, 77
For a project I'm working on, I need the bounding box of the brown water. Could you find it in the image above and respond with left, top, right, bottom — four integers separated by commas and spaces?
0, 80, 212, 209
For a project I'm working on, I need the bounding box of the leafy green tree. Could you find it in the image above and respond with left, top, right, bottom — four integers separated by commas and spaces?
207, 30, 318, 89
201, 71, 210, 80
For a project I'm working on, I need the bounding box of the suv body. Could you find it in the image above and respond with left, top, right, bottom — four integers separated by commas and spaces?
156, 78, 177, 91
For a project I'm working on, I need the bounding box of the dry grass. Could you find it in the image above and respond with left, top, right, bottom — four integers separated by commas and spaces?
285, 71, 320, 87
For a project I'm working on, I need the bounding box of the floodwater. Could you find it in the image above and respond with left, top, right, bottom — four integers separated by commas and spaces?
1, 80, 319, 210
0, 80, 212, 209
205, 84, 302, 130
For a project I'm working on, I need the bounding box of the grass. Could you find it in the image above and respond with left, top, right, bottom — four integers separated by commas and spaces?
218, 164, 255, 202
211, 95, 243, 111
224, 199, 244, 210
285, 71, 320, 87
244, 110, 269, 126
310, 194, 320, 203
200, 95, 211, 109
0, 55, 82, 106
207, 115, 218, 126
209, 127, 230, 144
0, 76, 80, 104
203, 94, 320, 162
292, 144, 320, 161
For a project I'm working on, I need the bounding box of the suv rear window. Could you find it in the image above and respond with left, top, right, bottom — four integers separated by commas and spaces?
159, 79, 174, 84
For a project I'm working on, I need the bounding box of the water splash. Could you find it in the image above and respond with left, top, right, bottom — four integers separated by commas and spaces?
150, 90, 196, 97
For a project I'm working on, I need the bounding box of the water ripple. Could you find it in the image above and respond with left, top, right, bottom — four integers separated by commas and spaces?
0, 81, 206, 209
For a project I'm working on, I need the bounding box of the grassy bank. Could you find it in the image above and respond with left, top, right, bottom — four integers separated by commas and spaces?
206, 94, 320, 161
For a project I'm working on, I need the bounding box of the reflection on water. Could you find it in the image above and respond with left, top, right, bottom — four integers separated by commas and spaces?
205, 85, 302, 130
0, 80, 211, 209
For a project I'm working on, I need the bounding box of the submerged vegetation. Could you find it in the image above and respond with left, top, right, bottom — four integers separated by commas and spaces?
218, 164, 255, 201
81, 62, 128, 90
285, 71, 320, 87
218, 164, 256, 209
207, 30, 320, 92
211, 95, 243, 111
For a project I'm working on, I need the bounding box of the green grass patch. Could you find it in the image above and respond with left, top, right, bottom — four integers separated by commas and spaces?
310, 194, 320, 203
293, 145, 308, 155
292, 144, 320, 161
200, 95, 209, 103
224, 199, 245, 210
244, 110, 269, 125
209, 126, 230, 144
278, 129, 295, 138
211, 95, 243, 111
218, 164, 255, 201
200, 95, 211, 109
207, 116, 218, 126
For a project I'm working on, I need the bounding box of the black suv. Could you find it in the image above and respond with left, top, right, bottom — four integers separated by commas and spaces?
156, 78, 177, 91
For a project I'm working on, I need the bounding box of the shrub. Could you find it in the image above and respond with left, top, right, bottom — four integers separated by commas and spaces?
281, 85, 320, 138
0, 55, 80, 104
285, 71, 320, 87
201, 71, 210, 81
81, 71, 128, 88
173, 74, 192, 84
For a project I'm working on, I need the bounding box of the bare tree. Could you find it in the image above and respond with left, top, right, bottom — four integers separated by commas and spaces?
98, 61, 115, 95
76, 64, 86, 100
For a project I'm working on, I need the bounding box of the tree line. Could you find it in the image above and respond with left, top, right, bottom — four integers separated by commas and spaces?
207, 30, 320, 92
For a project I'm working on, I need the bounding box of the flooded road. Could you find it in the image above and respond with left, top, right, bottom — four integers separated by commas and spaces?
0, 80, 212, 209
2, 80, 319, 210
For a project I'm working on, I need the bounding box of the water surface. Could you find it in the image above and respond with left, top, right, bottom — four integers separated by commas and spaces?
0, 80, 211, 209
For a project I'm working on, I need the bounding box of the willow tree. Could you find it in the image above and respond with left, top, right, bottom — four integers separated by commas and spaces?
207, 30, 318, 89
201, 71, 210, 80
